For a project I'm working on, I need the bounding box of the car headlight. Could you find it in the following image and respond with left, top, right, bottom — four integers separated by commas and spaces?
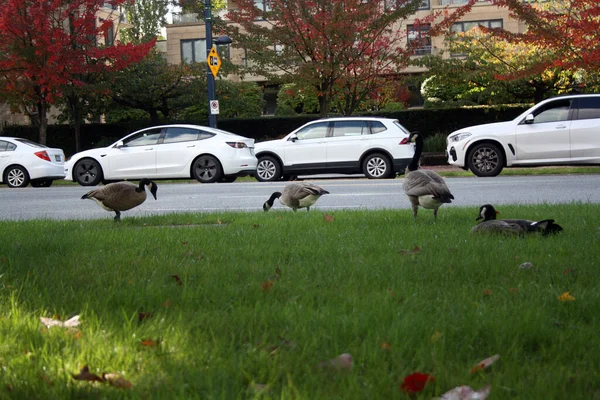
447, 132, 471, 144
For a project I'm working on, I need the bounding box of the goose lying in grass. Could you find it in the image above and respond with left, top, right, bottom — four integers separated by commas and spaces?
403, 131, 454, 220
471, 204, 563, 236
81, 179, 158, 221
263, 182, 329, 212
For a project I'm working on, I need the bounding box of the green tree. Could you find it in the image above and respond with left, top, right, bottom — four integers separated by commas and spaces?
121, 0, 170, 44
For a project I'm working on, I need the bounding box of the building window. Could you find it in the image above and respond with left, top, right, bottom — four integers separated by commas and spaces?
386, 0, 429, 10
451, 19, 503, 33
253, 0, 271, 12
441, 0, 489, 4
407, 24, 431, 56
181, 39, 207, 64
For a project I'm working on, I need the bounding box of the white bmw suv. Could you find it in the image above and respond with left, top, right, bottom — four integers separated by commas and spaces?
254, 117, 414, 181
446, 94, 600, 176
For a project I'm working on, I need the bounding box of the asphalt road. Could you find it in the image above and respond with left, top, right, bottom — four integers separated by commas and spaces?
0, 174, 599, 221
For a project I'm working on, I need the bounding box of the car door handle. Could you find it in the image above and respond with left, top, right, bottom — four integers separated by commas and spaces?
145, 148, 154, 151
187, 145, 196, 148
556, 125, 567, 129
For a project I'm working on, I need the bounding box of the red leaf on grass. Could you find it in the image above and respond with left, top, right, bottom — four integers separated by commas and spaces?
71, 366, 103, 382
400, 372, 435, 393
398, 246, 421, 255
323, 213, 334, 222
261, 281, 274, 291
141, 339, 160, 347
380, 342, 392, 351
171, 274, 183, 286
138, 312, 154, 322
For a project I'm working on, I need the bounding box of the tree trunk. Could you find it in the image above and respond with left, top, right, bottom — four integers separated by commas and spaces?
71, 99, 82, 153
38, 101, 48, 145
149, 108, 160, 124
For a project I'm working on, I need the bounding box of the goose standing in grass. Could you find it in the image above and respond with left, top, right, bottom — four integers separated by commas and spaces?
263, 182, 329, 212
403, 131, 454, 220
81, 179, 158, 221
471, 204, 563, 236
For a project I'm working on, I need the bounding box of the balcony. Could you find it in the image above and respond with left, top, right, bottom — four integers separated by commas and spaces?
172, 13, 204, 25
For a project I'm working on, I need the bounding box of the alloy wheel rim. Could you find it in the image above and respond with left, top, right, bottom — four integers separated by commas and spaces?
197, 159, 216, 181
8, 169, 25, 186
257, 160, 275, 180
367, 157, 386, 177
473, 148, 498, 172
77, 162, 97, 183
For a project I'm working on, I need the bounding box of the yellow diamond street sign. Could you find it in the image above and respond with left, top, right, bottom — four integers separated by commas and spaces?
207, 45, 222, 78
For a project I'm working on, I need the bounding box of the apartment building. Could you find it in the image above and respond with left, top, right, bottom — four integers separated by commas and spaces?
164, 0, 527, 111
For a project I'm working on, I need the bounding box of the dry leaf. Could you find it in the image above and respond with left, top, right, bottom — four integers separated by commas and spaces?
323, 213, 334, 222
66, 328, 82, 340
431, 331, 443, 343
483, 289, 492, 296
398, 246, 421, 255
40, 315, 80, 328
141, 339, 160, 347
470, 354, 500, 373
318, 353, 353, 371
171, 274, 183, 286
40, 373, 54, 386
380, 342, 392, 351
138, 312, 154, 322
436, 385, 491, 400
558, 292, 576, 302
217, 218, 222, 225
103, 373, 132, 389
71, 366, 103, 383
162, 300, 171, 308
261, 281, 274, 291
253, 224, 260, 229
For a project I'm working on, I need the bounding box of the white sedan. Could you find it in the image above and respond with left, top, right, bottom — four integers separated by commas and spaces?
0, 137, 65, 188
65, 124, 257, 186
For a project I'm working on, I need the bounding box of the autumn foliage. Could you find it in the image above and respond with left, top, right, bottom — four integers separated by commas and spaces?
0, 0, 155, 144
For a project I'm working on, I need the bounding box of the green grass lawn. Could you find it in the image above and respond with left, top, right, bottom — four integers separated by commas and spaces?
1, 204, 599, 399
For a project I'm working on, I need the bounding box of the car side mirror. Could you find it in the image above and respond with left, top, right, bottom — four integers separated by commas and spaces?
115, 140, 125, 148
289, 134, 298, 142
524, 114, 535, 124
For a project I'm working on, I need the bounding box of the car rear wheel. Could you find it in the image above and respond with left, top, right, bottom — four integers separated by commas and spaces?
31, 179, 53, 188
363, 153, 392, 179
256, 156, 282, 182
74, 158, 104, 186
468, 143, 504, 177
5, 166, 30, 188
192, 155, 223, 183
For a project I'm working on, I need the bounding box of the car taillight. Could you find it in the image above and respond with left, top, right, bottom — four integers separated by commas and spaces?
34, 150, 51, 161
399, 138, 410, 145
226, 142, 248, 149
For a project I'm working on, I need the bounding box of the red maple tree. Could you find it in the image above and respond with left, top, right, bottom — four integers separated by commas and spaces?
0, 0, 155, 144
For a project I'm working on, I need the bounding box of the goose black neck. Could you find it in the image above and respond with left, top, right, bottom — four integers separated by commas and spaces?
407, 134, 423, 172
137, 178, 152, 193
267, 192, 282, 206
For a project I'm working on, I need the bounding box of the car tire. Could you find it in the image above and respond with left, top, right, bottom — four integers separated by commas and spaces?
73, 158, 104, 186
467, 142, 504, 177
4, 166, 30, 188
192, 155, 223, 183
362, 153, 392, 179
31, 179, 53, 188
256, 156, 282, 182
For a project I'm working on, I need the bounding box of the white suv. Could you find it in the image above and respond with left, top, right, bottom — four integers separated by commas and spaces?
254, 117, 414, 181
446, 94, 600, 176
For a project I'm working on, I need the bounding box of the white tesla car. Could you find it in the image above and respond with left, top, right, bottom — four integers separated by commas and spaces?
0, 137, 65, 188
65, 124, 257, 185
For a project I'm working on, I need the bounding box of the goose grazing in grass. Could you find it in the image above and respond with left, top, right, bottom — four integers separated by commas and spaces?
263, 182, 330, 212
403, 131, 454, 220
471, 204, 563, 236
81, 179, 158, 221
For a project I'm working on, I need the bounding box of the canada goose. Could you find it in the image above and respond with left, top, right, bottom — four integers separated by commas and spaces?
471, 204, 563, 236
403, 131, 454, 220
81, 179, 158, 221
263, 182, 330, 212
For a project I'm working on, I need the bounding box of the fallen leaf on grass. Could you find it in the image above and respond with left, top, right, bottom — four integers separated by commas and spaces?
40, 315, 80, 328
171, 274, 183, 286
400, 372, 435, 394
40, 373, 54, 386
558, 292, 576, 302
483, 289, 492, 296
217, 218, 223, 225
436, 385, 491, 400
65, 328, 82, 340
381, 342, 392, 351
318, 353, 353, 371
102, 373, 132, 389
261, 281, 274, 291
470, 354, 500, 373
141, 339, 160, 347
252, 224, 260, 229
518, 262, 534, 270
323, 213, 334, 222
398, 246, 421, 255
71, 366, 104, 383
431, 331, 443, 343
138, 312, 154, 322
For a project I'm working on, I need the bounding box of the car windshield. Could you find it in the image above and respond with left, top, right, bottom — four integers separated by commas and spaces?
15, 138, 47, 148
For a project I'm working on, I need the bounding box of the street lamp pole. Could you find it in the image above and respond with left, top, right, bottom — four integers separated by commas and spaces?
204, 0, 217, 128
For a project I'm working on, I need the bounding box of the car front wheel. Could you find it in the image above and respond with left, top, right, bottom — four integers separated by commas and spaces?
192, 155, 223, 183
74, 158, 104, 186
256, 156, 282, 182
468, 142, 504, 177
362, 153, 392, 179
4, 166, 30, 188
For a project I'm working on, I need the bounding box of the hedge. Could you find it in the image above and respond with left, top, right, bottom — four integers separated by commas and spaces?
2, 105, 530, 157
